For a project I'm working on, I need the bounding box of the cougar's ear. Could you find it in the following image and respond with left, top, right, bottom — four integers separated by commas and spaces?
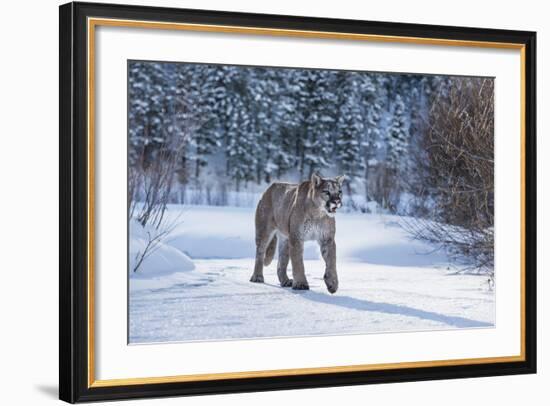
335, 175, 346, 186
311, 173, 322, 187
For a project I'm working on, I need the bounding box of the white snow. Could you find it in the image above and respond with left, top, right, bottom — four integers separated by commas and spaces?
129, 205, 494, 344
129, 219, 195, 281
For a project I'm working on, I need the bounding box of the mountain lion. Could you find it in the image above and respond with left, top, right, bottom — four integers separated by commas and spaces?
250, 173, 345, 293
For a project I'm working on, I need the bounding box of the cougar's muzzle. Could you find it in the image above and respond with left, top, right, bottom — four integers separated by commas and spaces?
326, 198, 342, 214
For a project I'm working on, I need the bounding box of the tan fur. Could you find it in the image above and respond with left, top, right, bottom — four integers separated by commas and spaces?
250, 174, 345, 293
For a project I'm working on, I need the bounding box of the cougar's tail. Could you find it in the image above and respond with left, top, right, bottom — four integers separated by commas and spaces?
264, 234, 277, 266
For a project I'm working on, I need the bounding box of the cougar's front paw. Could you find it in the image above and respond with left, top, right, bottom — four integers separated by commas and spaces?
292, 280, 309, 290
324, 276, 338, 294
250, 274, 264, 283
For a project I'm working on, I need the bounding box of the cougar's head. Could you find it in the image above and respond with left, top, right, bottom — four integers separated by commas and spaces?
310, 173, 345, 216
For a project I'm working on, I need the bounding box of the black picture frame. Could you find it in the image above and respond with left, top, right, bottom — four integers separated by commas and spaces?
59, 1, 537, 403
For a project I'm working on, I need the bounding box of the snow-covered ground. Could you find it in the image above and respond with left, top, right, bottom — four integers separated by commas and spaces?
129, 205, 494, 344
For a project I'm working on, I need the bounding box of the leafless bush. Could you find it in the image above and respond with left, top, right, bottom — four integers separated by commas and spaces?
403, 77, 494, 274
131, 149, 180, 228
129, 124, 193, 228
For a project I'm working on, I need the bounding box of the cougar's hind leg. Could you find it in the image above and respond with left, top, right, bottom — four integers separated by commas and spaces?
277, 236, 292, 287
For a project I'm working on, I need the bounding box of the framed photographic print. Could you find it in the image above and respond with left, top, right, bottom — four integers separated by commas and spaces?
59, 1, 537, 403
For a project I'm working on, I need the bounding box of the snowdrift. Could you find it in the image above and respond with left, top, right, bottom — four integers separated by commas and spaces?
129, 219, 195, 279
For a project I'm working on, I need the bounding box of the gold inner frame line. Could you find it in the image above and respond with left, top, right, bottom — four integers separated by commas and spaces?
87, 17, 527, 388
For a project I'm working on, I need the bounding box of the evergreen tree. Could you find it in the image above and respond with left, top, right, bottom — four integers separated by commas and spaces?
247, 68, 287, 183
223, 69, 259, 190
184, 64, 226, 179
359, 73, 385, 200
302, 69, 338, 177
336, 72, 365, 186
385, 94, 409, 174
128, 62, 166, 165
275, 69, 303, 177
128, 62, 189, 167
285, 68, 311, 177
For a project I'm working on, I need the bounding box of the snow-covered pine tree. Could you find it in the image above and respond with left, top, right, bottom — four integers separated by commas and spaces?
335, 72, 365, 193
183, 64, 225, 180
282, 68, 310, 178
359, 73, 385, 201
247, 67, 288, 183
275, 71, 299, 178
360, 73, 384, 145
128, 61, 171, 166
223, 68, 260, 191
129, 62, 193, 160
302, 69, 338, 177
385, 94, 409, 174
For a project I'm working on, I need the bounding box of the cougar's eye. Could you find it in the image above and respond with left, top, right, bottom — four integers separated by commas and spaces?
323, 191, 330, 197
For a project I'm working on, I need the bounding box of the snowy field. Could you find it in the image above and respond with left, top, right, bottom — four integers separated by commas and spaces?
129, 205, 495, 344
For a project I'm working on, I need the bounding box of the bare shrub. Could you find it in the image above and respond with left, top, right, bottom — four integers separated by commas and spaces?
403, 77, 494, 274
129, 125, 193, 229
131, 148, 181, 228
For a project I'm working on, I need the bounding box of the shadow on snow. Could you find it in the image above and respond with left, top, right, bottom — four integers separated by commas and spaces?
296, 289, 493, 329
